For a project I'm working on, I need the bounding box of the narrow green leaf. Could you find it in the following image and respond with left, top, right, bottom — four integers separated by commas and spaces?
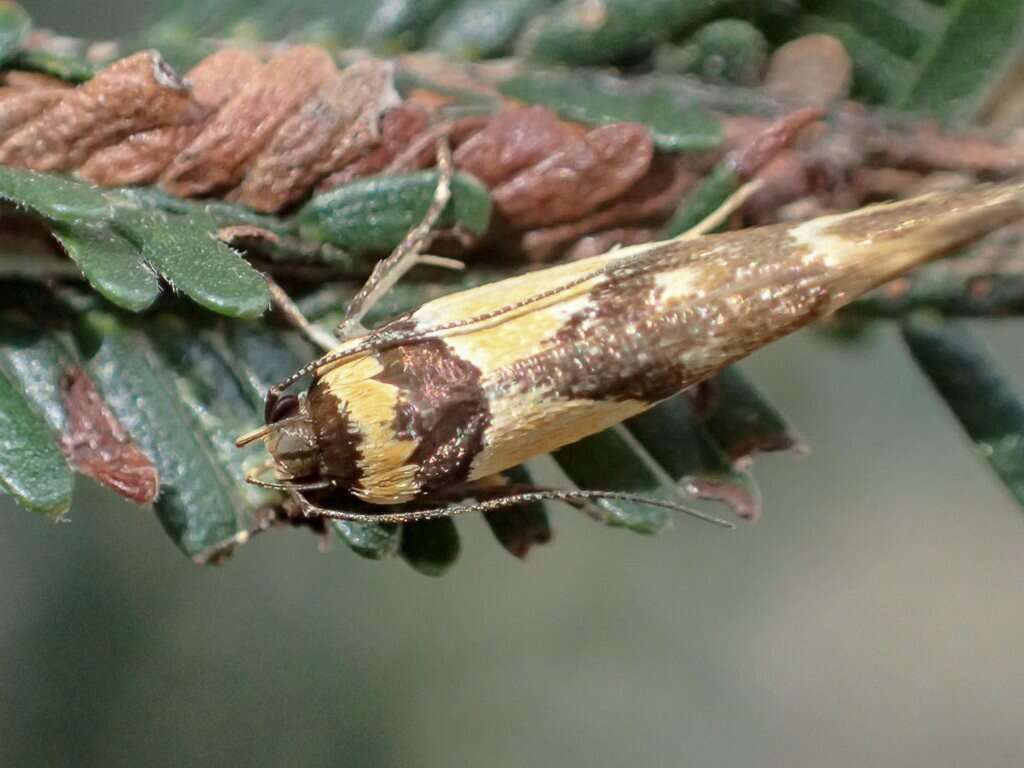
51, 223, 160, 313
400, 517, 461, 576
701, 368, 803, 464
224, 322, 314, 404
792, 14, 914, 104
0, 167, 112, 222
625, 395, 762, 521
552, 426, 671, 535
113, 210, 270, 319
484, 464, 552, 558
0, 369, 72, 518
661, 162, 739, 238
655, 19, 768, 86
8, 48, 96, 83
144, 315, 276, 511
902, 317, 1024, 510
427, 0, 555, 59
364, 0, 459, 50
332, 516, 401, 560
0, 1, 32, 65
0, 309, 71, 435
891, 0, 1024, 121
298, 171, 492, 254
811, 0, 942, 58
519, 0, 730, 66
498, 70, 723, 152
79, 312, 244, 559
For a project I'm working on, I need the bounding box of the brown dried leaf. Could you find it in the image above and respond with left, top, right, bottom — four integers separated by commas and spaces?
0, 51, 197, 171
764, 35, 853, 108
453, 106, 571, 186
78, 51, 264, 187
160, 46, 336, 197
234, 59, 399, 212
78, 124, 199, 186
563, 227, 658, 260
60, 365, 159, 505
1, 71, 73, 90
318, 103, 431, 190
184, 48, 264, 109
522, 155, 694, 261
492, 122, 654, 229
0, 88, 66, 143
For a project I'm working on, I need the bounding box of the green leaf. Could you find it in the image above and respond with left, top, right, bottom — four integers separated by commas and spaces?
791, 14, 914, 104
625, 395, 762, 521
661, 162, 739, 238
0, 1, 31, 65
427, 0, 555, 59
498, 69, 723, 152
655, 19, 768, 86
332, 517, 401, 560
51, 223, 160, 313
400, 517, 461, 576
519, 0, 731, 66
902, 317, 1024, 510
79, 311, 245, 559
144, 315, 275, 511
113, 209, 270, 319
891, 0, 1024, 121
0, 166, 112, 221
364, 0, 459, 50
552, 426, 672, 534
810, 0, 942, 58
298, 171, 493, 254
0, 308, 72, 435
0, 368, 72, 518
484, 464, 552, 558
701, 368, 803, 464
8, 48, 96, 83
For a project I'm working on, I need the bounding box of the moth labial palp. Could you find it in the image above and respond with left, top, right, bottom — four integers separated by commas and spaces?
238, 181, 1024, 528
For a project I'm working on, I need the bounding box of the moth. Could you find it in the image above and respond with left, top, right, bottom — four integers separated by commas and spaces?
238, 177, 1024, 529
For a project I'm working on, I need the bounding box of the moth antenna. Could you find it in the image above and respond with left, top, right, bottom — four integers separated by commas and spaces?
290, 489, 736, 529
266, 276, 338, 352
337, 138, 455, 339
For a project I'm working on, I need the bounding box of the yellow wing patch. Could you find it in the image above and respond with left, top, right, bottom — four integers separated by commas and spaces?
320, 354, 420, 504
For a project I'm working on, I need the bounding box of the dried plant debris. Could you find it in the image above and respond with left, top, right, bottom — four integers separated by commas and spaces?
60, 364, 159, 504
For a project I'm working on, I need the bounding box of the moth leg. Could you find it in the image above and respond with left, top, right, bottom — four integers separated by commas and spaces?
674, 178, 765, 241
265, 276, 338, 352
336, 138, 457, 340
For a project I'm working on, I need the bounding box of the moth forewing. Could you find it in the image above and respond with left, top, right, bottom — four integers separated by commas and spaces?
244, 182, 1024, 519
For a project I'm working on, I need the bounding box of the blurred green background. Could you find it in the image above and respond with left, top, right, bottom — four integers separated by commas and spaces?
3, 3, 1024, 766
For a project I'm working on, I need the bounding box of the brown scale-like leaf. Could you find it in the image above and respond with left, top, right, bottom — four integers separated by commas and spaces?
521, 154, 695, 261
159, 46, 337, 198
78, 49, 263, 187
59, 365, 159, 505
452, 105, 572, 186
491, 122, 654, 228
0, 51, 197, 171
234, 59, 399, 212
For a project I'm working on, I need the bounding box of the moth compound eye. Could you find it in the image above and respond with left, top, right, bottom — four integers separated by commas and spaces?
268, 394, 299, 424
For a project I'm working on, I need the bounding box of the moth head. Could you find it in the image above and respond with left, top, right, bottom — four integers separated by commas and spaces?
237, 393, 320, 480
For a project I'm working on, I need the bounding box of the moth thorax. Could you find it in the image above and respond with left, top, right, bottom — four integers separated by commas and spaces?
264, 394, 320, 479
